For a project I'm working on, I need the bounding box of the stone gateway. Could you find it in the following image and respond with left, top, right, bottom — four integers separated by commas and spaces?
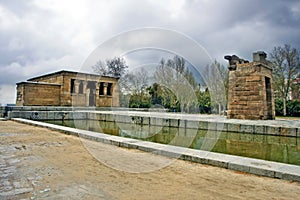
225, 51, 275, 120
16, 70, 119, 107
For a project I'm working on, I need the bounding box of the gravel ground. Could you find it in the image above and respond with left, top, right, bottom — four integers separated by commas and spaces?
0, 120, 300, 200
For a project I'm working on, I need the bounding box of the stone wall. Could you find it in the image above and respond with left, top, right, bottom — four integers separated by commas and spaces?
226, 52, 275, 120
61, 72, 120, 107
16, 82, 61, 106
18, 70, 120, 107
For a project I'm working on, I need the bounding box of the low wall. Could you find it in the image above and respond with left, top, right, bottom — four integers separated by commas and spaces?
8, 110, 300, 137
0, 106, 153, 118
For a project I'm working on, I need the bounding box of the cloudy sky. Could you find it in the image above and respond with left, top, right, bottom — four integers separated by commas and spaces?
0, 0, 299, 104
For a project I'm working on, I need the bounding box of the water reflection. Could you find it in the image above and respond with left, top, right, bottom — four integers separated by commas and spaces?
48, 120, 300, 165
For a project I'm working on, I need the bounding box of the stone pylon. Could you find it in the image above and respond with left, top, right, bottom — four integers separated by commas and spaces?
225, 51, 275, 120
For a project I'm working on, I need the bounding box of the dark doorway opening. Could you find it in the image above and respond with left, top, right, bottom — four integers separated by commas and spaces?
265, 77, 272, 118
70, 79, 75, 93
107, 83, 113, 96
99, 82, 104, 95
87, 81, 96, 106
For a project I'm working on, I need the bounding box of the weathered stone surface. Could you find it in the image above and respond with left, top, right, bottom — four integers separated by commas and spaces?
16, 70, 119, 107
226, 52, 275, 120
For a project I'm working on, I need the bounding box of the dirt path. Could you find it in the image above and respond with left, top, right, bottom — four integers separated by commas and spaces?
0, 120, 300, 199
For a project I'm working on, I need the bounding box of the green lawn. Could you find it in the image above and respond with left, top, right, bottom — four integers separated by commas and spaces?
275, 116, 300, 120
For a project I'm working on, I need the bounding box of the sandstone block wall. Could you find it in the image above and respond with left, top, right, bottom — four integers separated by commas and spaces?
17, 70, 120, 107
226, 52, 275, 120
16, 82, 61, 106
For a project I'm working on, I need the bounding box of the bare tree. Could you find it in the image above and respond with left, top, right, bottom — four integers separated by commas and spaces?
120, 68, 149, 95
92, 60, 108, 76
271, 44, 300, 116
118, 68, 150, 108
173, 55, 185, 74
106, 57, 128, 78
203, 60, 228, 114
156, 56, 197, 89
93, 57, 128, 78
154, 56, 198, 112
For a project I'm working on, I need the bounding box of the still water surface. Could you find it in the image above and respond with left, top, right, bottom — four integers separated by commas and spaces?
46, 120, 300, 165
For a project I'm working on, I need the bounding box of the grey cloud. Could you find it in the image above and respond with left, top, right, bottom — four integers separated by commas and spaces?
0, 0, 299, 104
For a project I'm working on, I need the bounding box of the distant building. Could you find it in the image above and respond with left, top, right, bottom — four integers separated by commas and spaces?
16, 70, 119, 107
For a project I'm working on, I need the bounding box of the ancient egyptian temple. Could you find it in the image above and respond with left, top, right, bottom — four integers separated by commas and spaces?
225, 51, 275, 120
16, 70, 119, 107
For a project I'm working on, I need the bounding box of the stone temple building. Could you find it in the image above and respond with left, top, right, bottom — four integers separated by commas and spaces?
225, 51, 275, 120
16, 70, 119, 107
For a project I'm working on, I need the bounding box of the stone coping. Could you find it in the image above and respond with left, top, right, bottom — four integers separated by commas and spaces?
0, 106, 151, 112
88, 110, 300, 129
7, 110, 300, 136
88, 110, 300, 136
11, 118, 300, 182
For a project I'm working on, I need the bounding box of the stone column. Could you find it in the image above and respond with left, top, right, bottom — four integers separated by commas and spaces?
93, 82, 97, 94
95, 82, 100, 95
86, 88, 90, 106
74, 80, 80, 94
103, 82, 108, 95
83, 81, 88, 94
95, 82, 100, 106
83, 81, 89, 106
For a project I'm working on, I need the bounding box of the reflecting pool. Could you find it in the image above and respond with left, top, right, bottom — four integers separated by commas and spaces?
46, 120, 300, 165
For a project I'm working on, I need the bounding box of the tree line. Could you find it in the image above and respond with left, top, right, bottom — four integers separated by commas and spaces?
93, 55, 229, 114
93, 44, 300, 116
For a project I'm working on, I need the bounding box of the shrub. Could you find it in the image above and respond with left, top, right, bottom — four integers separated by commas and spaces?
275, 99, 283, 116
275, 99, 300, 116
287, 100, 300, 116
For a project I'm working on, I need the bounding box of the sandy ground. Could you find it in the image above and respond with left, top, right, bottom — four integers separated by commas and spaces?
0, 120, 300, 200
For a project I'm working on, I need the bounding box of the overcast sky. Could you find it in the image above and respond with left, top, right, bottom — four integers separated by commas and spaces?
0, 0, 299, 104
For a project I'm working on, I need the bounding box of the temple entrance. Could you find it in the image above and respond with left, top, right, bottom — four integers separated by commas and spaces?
265, 77, 272, 118
87, 81, 96, 106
